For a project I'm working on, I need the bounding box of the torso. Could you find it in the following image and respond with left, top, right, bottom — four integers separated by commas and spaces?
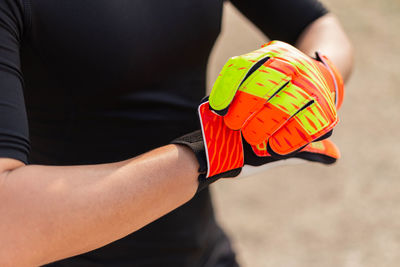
20, 1, 234, 266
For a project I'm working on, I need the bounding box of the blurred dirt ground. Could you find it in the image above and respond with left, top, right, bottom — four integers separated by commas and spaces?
207, 1, 400, 266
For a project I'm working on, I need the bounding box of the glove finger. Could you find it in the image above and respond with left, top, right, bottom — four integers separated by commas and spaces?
238, 138, 340, 179
316, 52, 345, 109
290, 61, 337, 117
209, 48, 271, 115
249, 138, 340, 161
250, 140, 271, 157
223, 57, 294, 130
295, 139, 340, 164
222, 90, 266, 130
264, 40, 338, 114
268, 101, 338, 156
241, 82, 313, 145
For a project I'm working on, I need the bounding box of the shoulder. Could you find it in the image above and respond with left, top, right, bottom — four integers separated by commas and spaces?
0, 0, 29, 39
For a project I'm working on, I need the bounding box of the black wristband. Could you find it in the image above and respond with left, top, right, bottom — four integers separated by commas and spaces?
171, 130, 207, 174
171, 130, 241, 192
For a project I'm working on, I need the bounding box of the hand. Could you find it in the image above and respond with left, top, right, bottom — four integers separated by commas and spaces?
197, 99, 339, 179
173, 96, 340, 190
173, 41, 344, 190
209, 40, 344, 156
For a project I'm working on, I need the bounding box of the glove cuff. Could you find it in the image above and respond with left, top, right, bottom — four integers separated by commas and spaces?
171, 130, 241, 192
171, 130, 207, 174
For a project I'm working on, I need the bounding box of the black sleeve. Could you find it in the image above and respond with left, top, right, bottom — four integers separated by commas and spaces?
0, 0, 30, 164
230, 0, 329, 44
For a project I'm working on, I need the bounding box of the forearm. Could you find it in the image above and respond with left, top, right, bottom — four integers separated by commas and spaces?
296, 13, 354, 81
0, 144, 198, 266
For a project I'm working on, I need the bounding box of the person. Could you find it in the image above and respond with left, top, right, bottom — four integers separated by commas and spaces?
0, 0, 353, 266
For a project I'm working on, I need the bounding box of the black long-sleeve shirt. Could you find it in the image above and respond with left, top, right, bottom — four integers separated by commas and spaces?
0, 0, 327, 266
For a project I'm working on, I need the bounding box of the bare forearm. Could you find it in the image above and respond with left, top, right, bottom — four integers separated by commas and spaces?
296, 13, 354, 81
0, 144, 198, 266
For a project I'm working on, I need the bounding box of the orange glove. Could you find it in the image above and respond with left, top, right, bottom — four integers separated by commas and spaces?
208, 40, 344, 156
173, 41, 344, 189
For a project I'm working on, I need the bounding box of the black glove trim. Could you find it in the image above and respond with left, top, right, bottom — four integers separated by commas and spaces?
172, 130, 242, 192
295, 151, 337, 164
197, 168, 241, 192
171, 130, 207, 174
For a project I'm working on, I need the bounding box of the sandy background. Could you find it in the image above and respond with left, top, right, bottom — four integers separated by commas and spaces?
207, 1, 400, 266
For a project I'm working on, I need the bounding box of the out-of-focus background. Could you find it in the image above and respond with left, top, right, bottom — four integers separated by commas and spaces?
208, 0, 400, 266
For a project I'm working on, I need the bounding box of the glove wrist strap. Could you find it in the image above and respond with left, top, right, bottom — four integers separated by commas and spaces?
171, 130, 241, 192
